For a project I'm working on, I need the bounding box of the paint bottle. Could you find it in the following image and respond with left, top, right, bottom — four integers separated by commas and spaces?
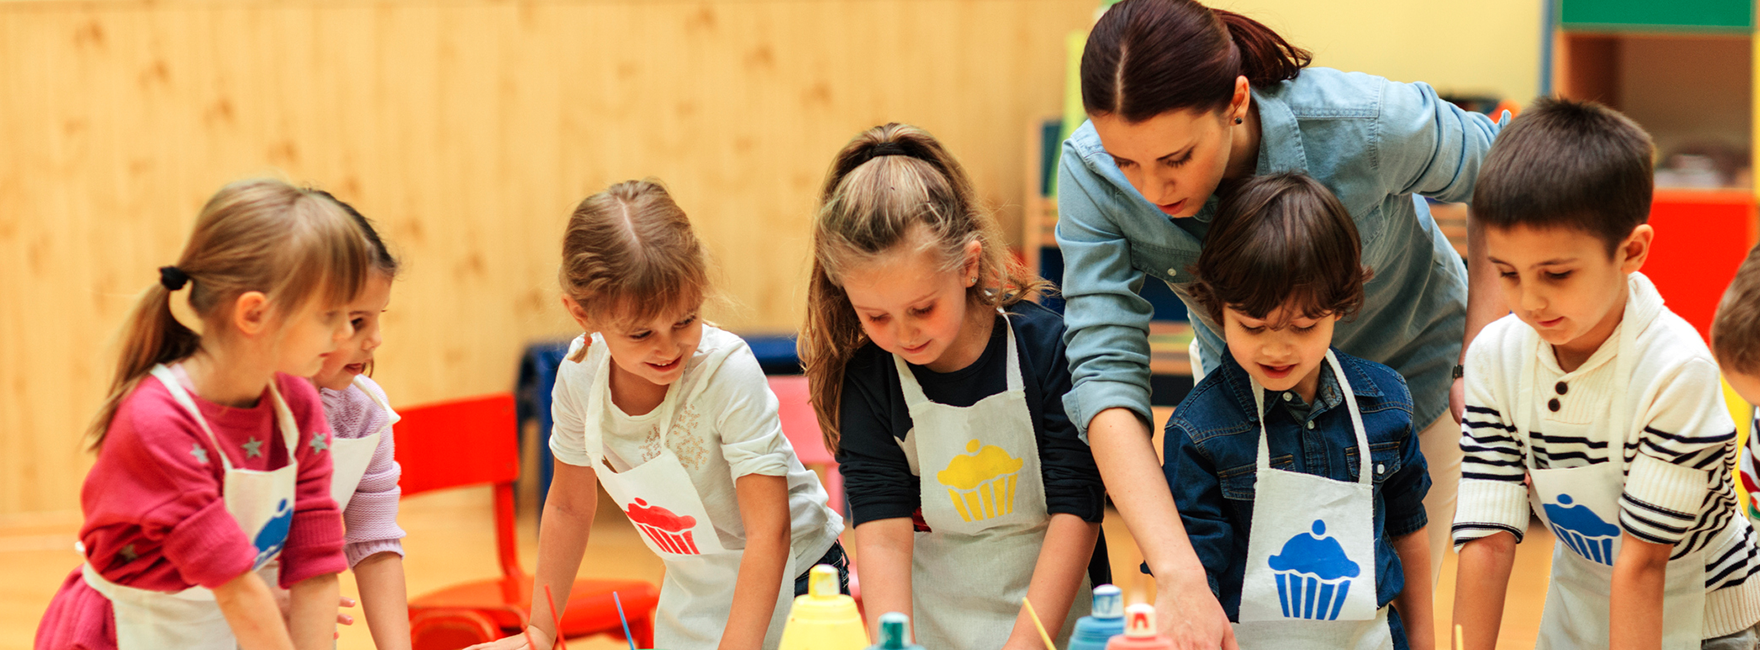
863, 612, 925, 650
1068, 584, 1125, 650
778, 565, 869, 650
1105, 604, 1173, 650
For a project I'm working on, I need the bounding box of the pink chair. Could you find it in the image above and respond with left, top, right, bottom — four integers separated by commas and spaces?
768, 376, 843, 514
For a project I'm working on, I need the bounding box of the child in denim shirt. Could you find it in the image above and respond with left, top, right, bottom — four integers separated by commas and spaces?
1163, 173, 1433, 650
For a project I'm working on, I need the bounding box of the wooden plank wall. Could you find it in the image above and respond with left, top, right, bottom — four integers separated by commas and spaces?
0, 0, 1094, 516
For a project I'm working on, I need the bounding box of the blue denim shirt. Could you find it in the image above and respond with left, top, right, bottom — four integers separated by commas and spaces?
1163, 348, 1430, 640
1056, 68, 1503, 434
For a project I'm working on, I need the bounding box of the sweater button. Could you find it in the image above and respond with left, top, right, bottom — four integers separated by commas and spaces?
1548, 398, 1561, 412
1556, 381, 1568, 395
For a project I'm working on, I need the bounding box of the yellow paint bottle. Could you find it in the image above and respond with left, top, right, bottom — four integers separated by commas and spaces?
778, 565, 869, 650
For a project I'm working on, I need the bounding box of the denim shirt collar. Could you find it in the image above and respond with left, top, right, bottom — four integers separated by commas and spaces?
1217, 349, 1383, 424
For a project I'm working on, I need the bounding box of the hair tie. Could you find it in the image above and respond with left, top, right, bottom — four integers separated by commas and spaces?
854, 141, 913, 168
158, 266, 190, 291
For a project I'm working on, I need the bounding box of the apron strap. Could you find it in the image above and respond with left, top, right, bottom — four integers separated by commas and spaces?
581, 333, 687, 470
266, 381, 299, 458
150, 365, 236, 473
892, 311, 1017, 408
350, 375, 401, 429
1251, 351, 1372, 485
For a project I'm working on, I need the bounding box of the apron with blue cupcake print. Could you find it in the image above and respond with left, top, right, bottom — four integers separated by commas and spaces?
1235, 351, 1393, 649
1514, 303, 1705, 649
79, 364, 302, 650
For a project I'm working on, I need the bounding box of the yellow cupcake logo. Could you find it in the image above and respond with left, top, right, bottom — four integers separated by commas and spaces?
936, 439, 1025, 522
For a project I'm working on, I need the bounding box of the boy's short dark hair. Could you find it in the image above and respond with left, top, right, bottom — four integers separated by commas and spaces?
1191, 173, 1371, 326
1473, 97, 1655, 255
1714, 243, 1760, 375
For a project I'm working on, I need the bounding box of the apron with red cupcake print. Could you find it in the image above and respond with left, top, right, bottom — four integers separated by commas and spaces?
896, 312, 1090, 650
581, 336, 795, 650
1234, 351, 1393, 649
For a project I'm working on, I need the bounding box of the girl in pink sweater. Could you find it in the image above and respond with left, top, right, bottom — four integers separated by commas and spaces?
35, 179, 372, 650
306, 192, 411, 650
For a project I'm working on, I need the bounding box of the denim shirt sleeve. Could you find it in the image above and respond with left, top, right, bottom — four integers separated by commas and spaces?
1375, 80, 1503, 204
1164, 418, 1231, 599
1055, 146, 1157, 438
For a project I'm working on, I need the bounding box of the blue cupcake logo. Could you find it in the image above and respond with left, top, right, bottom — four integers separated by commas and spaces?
1543, 494, 1619, 565
1269, 519, 1359, 620
251, 498, 294, 569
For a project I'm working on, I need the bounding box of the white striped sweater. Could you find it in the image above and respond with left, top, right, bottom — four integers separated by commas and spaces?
1453, 273, 1760, 637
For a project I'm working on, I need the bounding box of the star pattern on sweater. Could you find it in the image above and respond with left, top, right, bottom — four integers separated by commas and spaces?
242, 437, 264, 459
309, 433, 328, 454
189, 444, 208, 464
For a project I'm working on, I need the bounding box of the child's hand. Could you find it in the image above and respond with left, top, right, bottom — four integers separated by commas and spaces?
464, 627, 550, 650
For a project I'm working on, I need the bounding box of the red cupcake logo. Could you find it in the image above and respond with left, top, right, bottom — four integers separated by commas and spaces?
625, 498, 701, 555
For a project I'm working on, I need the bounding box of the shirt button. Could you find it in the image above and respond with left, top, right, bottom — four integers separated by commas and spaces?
1166, 268, 1178, 277
1283, 392, 1294, 402
1306, 421, 1316, 430
1376, 463, 1386, 475
1548, 398, 1561, 412
1556, 381, 1568, 395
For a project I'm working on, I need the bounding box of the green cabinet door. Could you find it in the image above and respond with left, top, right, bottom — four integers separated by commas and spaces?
1562, 0, 1753, 32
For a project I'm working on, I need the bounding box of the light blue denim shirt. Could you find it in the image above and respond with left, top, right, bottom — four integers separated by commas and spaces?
1056, 68, 1503, 434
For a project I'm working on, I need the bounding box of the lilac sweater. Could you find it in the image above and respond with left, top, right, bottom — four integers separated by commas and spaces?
320, 376, 406, 567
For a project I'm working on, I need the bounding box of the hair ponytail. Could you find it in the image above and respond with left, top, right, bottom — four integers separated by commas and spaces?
1083, 0, 1309, 122
87, 179, 369, 449
802, 123, 1051, 454
1212, 8, 1310, 89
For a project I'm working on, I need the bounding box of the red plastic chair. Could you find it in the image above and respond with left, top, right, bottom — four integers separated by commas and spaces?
768, 376, 843, 514
397, 393, 660, 649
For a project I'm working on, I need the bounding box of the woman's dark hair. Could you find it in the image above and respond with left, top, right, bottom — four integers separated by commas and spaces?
1082, 0, 1310, 122
1190, 173, 1370, 326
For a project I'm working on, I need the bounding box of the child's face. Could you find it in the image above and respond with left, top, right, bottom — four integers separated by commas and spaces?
1222, 302, 1339, 401
1486, 223, 1650, 357
839, 237, 982, 371
1724, 369, 1760, 414
310, 271, 393, 391
586, 302, 704, 389
275, 297, 353, 378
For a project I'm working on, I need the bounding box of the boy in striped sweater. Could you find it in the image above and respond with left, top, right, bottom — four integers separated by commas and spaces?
1452, 98, 1760, 650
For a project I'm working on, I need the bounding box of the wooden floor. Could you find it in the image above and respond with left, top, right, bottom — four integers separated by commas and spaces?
1, 483, 1553, 650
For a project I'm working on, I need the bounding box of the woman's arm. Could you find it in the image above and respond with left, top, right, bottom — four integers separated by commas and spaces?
1089, 408, 1236, 650
464, 460, 600, 650
1389, 529, 1434, 650
1451, 533, 1517, 650
287, 573, 341, 650
1609, 533, 1671, 650
1003, 514, 1100, 650
353, 552, 412, 650
854, 518, 915, 639
214, 571, 297, 650
721, 474, 792, 650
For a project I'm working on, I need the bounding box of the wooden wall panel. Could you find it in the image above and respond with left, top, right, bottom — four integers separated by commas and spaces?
0, 0, 1094, 515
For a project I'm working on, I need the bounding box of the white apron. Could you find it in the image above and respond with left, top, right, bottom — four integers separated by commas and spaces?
328, 375, 396, 511
582, 347, 794, 650
897, 314, 1091, 649
80, 364, 302, 650
1516, 318, 1706, 649
1234, 351, 1394, 650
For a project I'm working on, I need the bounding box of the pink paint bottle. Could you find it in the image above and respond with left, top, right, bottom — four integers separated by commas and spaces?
1104, 604, 1173, 650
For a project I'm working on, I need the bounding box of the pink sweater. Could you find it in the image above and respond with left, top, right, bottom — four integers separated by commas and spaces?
35, 371, 345, 650
320, 376, 405, 567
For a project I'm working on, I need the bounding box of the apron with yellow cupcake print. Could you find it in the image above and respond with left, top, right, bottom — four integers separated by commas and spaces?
894, 312, 1091, 650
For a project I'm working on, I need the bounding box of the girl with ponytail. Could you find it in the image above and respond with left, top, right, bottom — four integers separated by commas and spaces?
803, 123, 1108, 648
37, 179, 369, 650
1059, 0, 1503, 644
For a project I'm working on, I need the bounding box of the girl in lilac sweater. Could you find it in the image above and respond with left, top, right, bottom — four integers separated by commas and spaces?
306, 193, 410, 650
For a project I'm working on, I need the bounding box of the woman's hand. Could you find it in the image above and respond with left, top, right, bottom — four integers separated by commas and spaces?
464, 626, 551, 650
1155, 570, 1239, 650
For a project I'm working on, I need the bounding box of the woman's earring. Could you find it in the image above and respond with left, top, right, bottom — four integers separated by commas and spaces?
1235, 117, 1243, 125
